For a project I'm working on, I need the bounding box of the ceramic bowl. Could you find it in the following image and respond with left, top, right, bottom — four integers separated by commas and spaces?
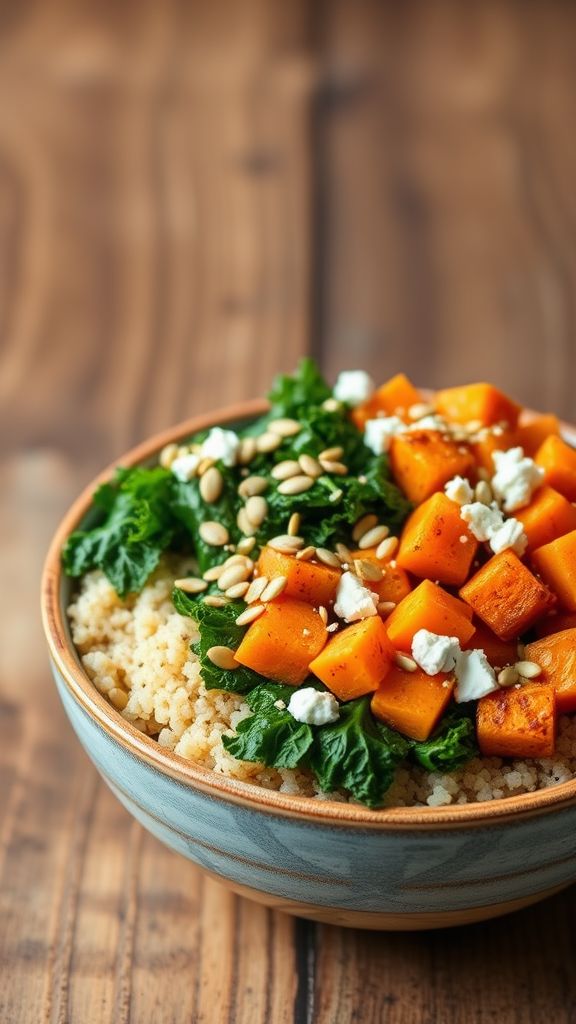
41, 401, 576, 930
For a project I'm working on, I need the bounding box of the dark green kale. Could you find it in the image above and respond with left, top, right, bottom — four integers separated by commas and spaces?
267, 357, 332, 417
63, 467, 176, 597
411, 710, 477, 773
173, 589, 264, 694
222, 683, 314, 768
170, 465, 241, 573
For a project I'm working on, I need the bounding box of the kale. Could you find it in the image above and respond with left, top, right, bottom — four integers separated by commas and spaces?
411, 710, 478, 773
173, 590, 264, 694
170, 466, 241, 573
267, 357, 332, 417
222, 684, 314, 768
63, 467, 175, 597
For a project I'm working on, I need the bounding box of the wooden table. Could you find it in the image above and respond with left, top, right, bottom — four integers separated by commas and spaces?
3, 2, 576, 1020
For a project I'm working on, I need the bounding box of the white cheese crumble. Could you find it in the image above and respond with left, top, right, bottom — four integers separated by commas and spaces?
170, 452, 202, 481
491, 447, 544, 513
333, 370, 375, 407
411, 629, 461, 675
287, 687, 340, 726
334, 571, 378, 622
405, 414, 450, 433
459, 501, 527, 556
201, 427, 240, 467
444, 475, 474, 506
454, 649, 499, 703
364, 415, 405, 454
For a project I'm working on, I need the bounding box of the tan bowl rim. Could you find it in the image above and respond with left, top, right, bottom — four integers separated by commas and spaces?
41, 398, 576, 830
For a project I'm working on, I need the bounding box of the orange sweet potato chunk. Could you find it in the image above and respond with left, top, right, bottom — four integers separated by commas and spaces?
371, 667, 455, 741
434, 383, 522, 428
535, 612, 576, 639
515, 412, 560, 456
525, 629, 576, 712
390, 430, 475, 504
396, 492, 478, 586
309, 617, 394, 701
535, 435, 576, 502
459, 551, 555, 641
476, 684, 557, 758
385, 579, 475, 652
531, 530, 576, 612
515, 487, 576, 552
235, 597, 327, 686
258, 546, 341, 607
463, 621, 518, 669
349, 547, 412, 606
351, 373, 422, 429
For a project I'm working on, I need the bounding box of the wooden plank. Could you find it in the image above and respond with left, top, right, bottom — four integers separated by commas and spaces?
0, 2, 315, 1021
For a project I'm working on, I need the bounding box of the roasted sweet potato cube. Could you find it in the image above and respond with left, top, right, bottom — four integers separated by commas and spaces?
351, 373, 423, 429
309, 616, 395, 701
515, 487, 576, 552
459, 551, 555, 641
235, 598, 327, 686
525, 628, 576, 712
258, 546, 341, 607
476, 684, 557, 758
349, 547, 412, 607
371, 667, 455, 741
535, 435, 576, 502
390, 430, 475, 504
531, 530, 576, 612
515, 412, 560, 456
434, 383, 522, 428
385, 579, 475, 652
463, 621, 518, 669
396, 492, 478, 586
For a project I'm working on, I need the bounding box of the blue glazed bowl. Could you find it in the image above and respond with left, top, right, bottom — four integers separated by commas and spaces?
41, 401, 576, 929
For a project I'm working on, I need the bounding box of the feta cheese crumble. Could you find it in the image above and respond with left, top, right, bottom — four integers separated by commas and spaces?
170, 452, 202, 481
411, 629, 461, 675
454, 649, 499, 703
491, 447, 545, 513
459, 501, 527, 556
201, 427, 240, 467
364, 416, 404, 454
488, 517, 528, 557
444, 475, 474, 506
334, 571, 378, 622
333, 370, 375, 407
287, 687, 340, 726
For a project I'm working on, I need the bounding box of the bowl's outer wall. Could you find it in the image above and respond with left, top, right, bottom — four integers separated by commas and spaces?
52, 663, 576, 919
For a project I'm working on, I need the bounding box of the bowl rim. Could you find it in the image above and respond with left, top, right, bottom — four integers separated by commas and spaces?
41, 398, 576, 830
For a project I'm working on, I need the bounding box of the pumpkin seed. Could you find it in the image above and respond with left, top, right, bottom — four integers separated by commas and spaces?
352, 514, 378, 543
225, 581, 250, 599
296, 545, 316, 561
394, 653, 418, 672
268, 417, 301, 437
268, 534, 304, 552
207, 646, 239, 670
159, 442, 179, 468
288, 512, 301, 536
318, 605, 328, 626
218, 563, 252, 591
238, 475, 268, 498
498, 666, 519, 687
237, 507, 257, 537
358, 525, 391, 550
236, 536, 256, 555
203, 565, 225, 581
318, 446, 344, 462
271, 460, 301, 481
238, 437, 257, 464
318, 459, 348, 475
174, 576, 208, 594
245, 576, 269, 604
203, 595, 230, 607
514, 660, 542, 679
298, 453, 323, 478
245, 495, 268, 527
353, 559, 383, 582
277, 475, 314, 496
236, 604, 266, 626
256, 432, 282, 453
375, 535, 398, 560
200, 466, 224, 503
260, 576, 288, 602
199, 521, 229, 546
315, 548, 341, 569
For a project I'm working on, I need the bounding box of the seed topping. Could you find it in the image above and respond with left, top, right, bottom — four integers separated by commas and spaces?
207, 645, 239, 670
174, 577, 208, 594
277, 475, 314, 496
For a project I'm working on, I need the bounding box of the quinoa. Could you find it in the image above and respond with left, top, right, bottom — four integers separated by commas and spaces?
68, 558, 576, 808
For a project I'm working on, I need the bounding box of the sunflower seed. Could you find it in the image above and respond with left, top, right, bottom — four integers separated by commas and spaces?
203, 565, 225, 581
498, 666, 519, 687
315, 548, 341, 569
260, 576, 288, 602
236, 536, 256, 555
245, 576, 269, 603
353, 559, 383, 582
223, 554, 253, 569
238, 475, 268, 499
238, 437, 257, 465
245, 495, 268, 527
268, 534, 304, 553
174, 576, 208, 594
256, 432, 282, 454
199, 521, 229, 546
319, 459, 348, 476
203, 595, 230, 607
394, 652, 418, 672
335, 543, 353, 563
272, 460, 302, 481
288, 512, 301, 536
277, 475, 314, 496
236, 604, 266, 626
352, 514, 378, 543
514, 660, 542, 679
159, 442, 179, 468
207, 645, 239, 670
357, 525, 390, 550
318, 605, 328, 625
218, 563, 252, 591
298, 453, 323, 478
268, 417, 301, 437
200, 466, 224, 503
377, 601, 396, 617
319, 446, 344, 462
375, 535, 398, 560
226, 581, 250, 599
296, 545, 316, 561
237, 507, 257, 537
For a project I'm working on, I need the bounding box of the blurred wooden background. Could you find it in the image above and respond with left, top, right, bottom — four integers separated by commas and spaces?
2, 1, 576, 1021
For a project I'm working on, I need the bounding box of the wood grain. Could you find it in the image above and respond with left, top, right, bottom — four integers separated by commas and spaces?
2, 1, 576, 1021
